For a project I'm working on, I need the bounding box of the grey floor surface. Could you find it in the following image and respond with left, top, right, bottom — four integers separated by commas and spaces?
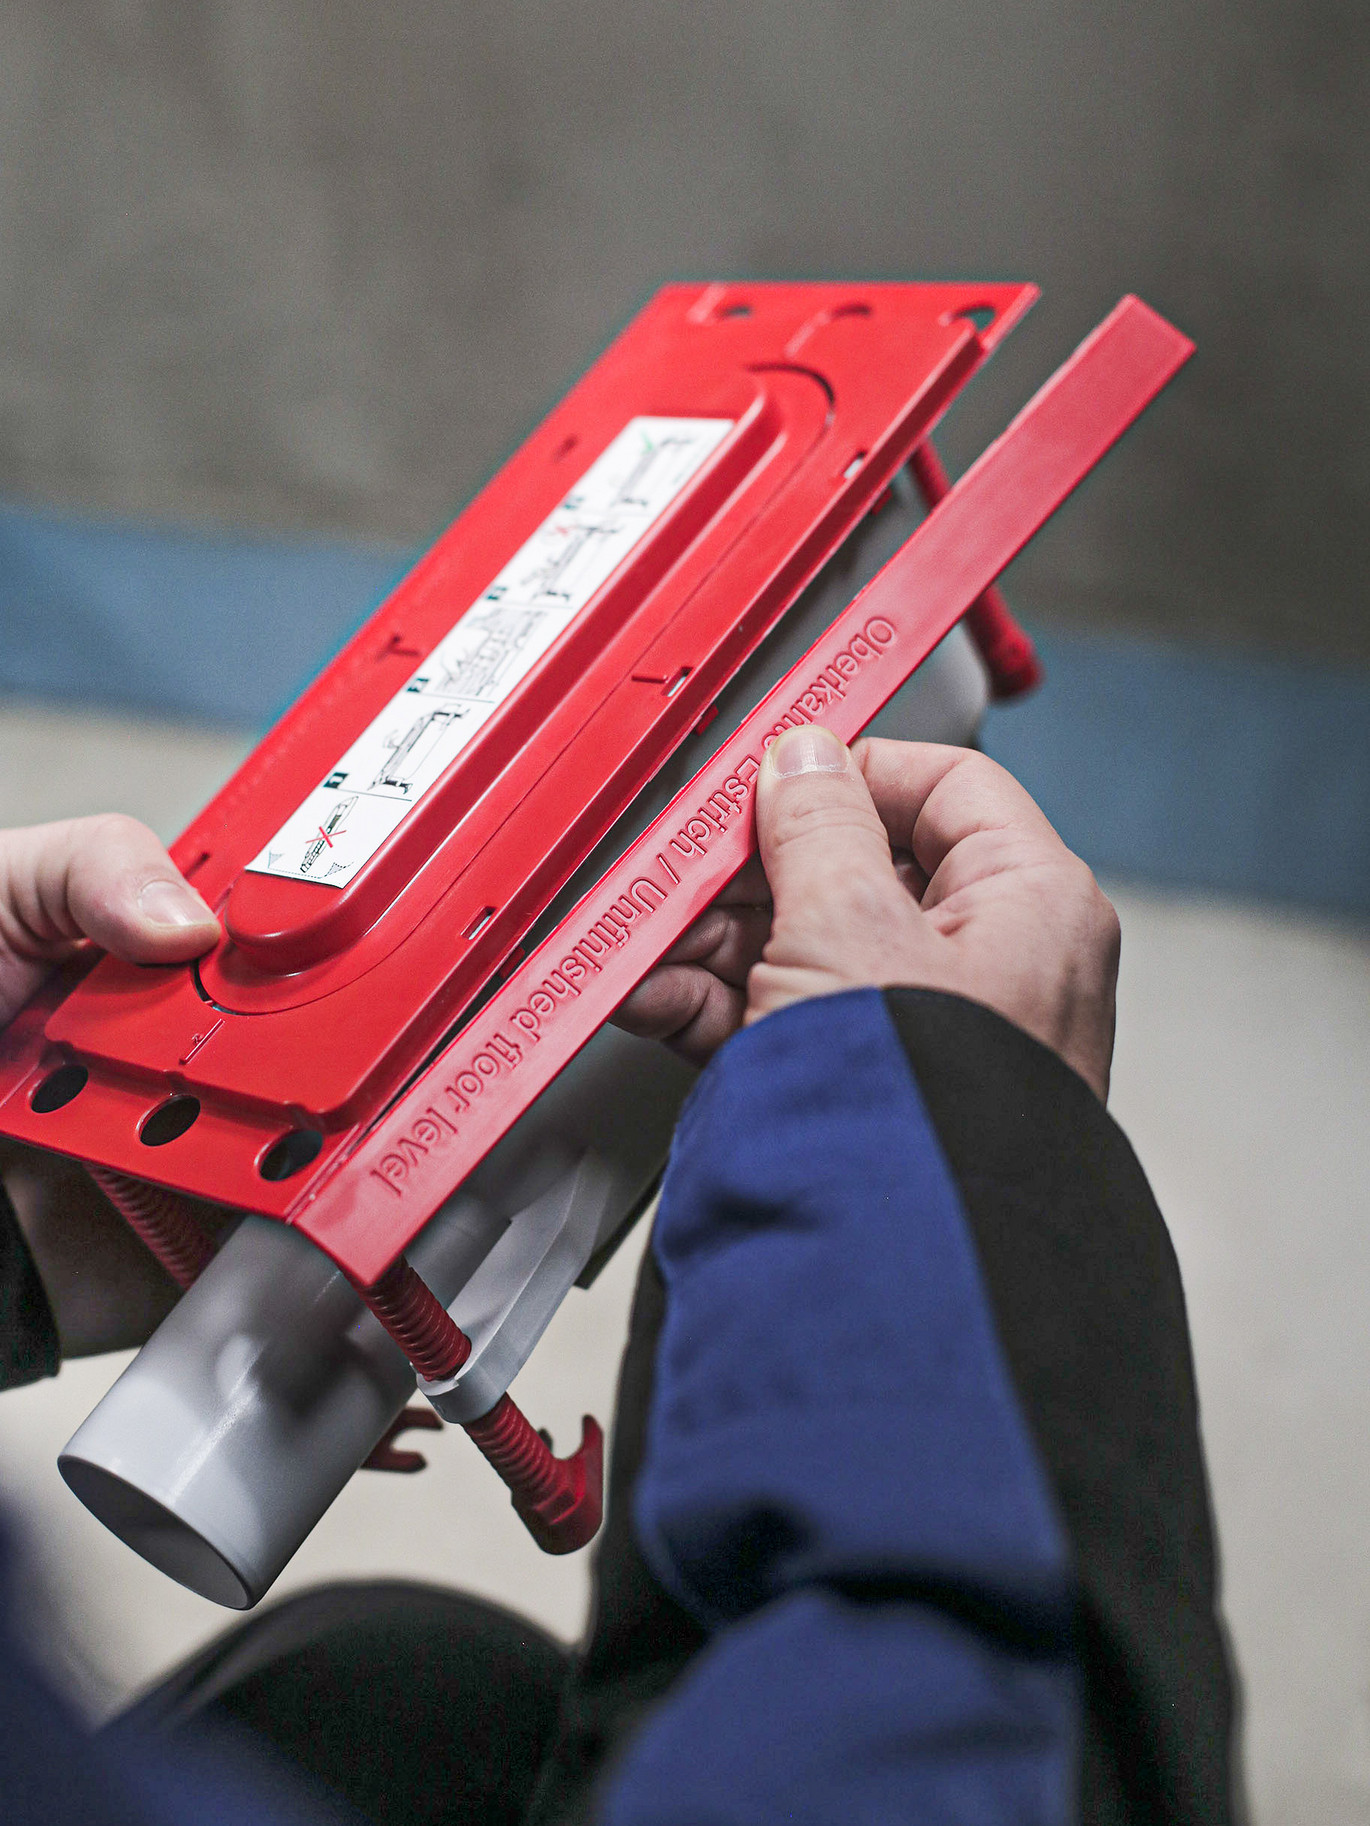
0, 700, 1366, 1826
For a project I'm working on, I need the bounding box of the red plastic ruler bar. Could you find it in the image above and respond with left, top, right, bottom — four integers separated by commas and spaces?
297, 295, 1193, 1281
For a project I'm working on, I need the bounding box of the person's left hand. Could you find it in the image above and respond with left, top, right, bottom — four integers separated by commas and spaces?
0, 814, 221, 1026
0, 816, 224, 1356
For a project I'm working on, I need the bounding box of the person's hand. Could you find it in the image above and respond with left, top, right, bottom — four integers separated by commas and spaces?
0, 814, 221, 1026
614, 730, 1121, 1100
0, 816, 224, 1355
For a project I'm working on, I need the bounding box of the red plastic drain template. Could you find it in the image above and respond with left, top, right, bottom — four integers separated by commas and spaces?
0, 286, 1191, 1288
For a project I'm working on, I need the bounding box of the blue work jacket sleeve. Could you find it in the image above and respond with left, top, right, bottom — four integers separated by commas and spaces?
600, 986, 1080, 1826
0, 1527, 360, 1826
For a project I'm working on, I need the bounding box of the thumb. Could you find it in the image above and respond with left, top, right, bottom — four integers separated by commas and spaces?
752, 727, 917, 1019
756, 726, 896, 912
4, 815, 221, 964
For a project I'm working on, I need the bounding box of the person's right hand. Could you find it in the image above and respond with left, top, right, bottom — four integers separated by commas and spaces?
615, 730, 1121, 1100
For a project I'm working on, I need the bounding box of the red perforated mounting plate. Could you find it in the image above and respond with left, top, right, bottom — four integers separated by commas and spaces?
0, 289, 1192, 1289
0, 281, 1037, 1216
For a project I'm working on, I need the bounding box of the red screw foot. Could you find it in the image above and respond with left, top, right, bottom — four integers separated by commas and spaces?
354, 1257, 603, 1551
362, 1404, 443, 1474
966, 597, 1044, 699
463, 1395, 604, 1555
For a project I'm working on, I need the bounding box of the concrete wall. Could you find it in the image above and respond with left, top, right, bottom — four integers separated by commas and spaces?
1, 1, 1365, 661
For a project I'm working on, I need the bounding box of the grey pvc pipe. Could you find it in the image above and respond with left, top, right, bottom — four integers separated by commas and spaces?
55, 601, 988, 1609
58, 1026, 693, 1608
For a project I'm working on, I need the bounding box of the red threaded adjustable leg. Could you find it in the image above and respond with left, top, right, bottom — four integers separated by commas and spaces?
357, 1256, 604, 1554
88, 1167, 216, 1289
464, 1397, 604, 1555
358, 1256, 472, 1380
910, 441, 1043, 701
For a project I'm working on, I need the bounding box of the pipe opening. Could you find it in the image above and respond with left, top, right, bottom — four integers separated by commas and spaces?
58, 1456, 253, 1609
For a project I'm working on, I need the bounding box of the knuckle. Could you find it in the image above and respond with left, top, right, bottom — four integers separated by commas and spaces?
770, 793, 884, 851
1091, 885, 1123, 961
1054, 861, 1121, 964
832, 867, 901, 925
81, 812, 148, 854
938, 746, 1009, 799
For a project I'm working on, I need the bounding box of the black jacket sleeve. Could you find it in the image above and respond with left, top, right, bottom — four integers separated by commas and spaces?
530, 988, 1237, 1826
0, 1180, 60, 1391
884, 988, 1236, 1826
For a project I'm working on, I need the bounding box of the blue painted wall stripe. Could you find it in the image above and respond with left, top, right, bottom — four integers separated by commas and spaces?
981, 629, 1370, 919
2, 502, 1367, 917
0, 500, 408, 730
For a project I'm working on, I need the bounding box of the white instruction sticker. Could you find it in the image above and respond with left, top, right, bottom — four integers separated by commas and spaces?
247, 417, 734, 888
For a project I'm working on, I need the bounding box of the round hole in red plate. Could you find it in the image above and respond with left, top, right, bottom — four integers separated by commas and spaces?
259, 1127, 324, 1182
140, 1095, 201, 1147
942, 302, 996, 332
31, 1063, 88, 1113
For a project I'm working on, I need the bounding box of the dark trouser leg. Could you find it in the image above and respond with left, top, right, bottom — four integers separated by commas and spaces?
121, 1240, 700, 1826
121, 1581, 569, 1826
526, 1245, 706, 1826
